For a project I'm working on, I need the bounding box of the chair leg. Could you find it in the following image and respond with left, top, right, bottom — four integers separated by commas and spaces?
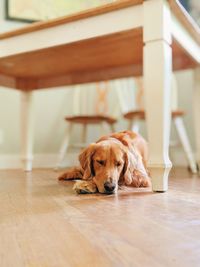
109, 124, 115, 133
82, 124, 87, 144
56, 122, 73, 169
128, 119, 140, 133
99, 123, 115, 136
173, 117, 197, 174
99, 122, 106, 136
193, 68, 200, 172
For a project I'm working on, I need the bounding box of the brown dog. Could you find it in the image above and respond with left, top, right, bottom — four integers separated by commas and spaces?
58, 131, 151, 194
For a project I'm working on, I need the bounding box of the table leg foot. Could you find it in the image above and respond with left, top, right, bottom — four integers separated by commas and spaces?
149, 166, 172, 192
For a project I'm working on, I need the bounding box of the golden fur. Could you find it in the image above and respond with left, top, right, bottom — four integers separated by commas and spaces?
58, 131, 151, 194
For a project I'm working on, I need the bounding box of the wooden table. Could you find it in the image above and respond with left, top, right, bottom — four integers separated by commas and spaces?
0, 0, 200, 192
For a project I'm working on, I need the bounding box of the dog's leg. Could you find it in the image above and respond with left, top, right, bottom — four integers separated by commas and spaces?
58, 167, 84, 181
73, 180, 98, 194
131, 170, 151, 188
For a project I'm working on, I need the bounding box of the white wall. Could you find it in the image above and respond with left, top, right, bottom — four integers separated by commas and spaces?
170, 70, 196, 166
0, 0, 196, 168
0, 0, 82, 167
0, 0, 27, 32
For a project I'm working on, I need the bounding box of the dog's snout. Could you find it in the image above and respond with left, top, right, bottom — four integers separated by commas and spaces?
104, 181, 116, 193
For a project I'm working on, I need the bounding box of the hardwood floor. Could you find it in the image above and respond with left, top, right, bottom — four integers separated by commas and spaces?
0, 167, 200, 267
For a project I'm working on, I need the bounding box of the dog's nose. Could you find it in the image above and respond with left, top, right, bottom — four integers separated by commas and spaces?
104, 182, 116, 193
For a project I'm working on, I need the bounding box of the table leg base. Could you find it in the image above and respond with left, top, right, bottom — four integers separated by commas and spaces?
149, 166, 172, 192
22, 158, 33, 172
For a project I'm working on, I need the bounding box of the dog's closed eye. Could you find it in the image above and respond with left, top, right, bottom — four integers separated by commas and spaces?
96, 160, 105, 166
115, 161, 122, 167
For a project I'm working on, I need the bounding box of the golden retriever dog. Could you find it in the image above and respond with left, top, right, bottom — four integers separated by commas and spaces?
58, 131, 151, 194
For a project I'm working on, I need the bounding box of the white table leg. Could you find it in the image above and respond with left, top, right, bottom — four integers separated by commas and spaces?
21, 91, 34, 171
193, 67, 200, 172
143, 0, 172, 192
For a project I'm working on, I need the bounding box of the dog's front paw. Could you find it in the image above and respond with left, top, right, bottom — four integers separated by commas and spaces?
73, 180, 98, 194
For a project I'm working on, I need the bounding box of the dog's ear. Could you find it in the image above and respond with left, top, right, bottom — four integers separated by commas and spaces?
122, 148, 151, 187
121, 149, 135, 185
132, 150, 151, 187
79, 143, 97, 180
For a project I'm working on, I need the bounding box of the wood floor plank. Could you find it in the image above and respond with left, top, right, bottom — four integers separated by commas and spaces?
0, 168, 200, 267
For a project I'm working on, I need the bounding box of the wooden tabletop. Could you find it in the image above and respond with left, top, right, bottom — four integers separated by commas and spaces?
0, 0, 199, 91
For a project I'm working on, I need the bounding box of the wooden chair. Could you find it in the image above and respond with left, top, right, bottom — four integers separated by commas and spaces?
115, 76, 197, 174
56, 81, 117, 168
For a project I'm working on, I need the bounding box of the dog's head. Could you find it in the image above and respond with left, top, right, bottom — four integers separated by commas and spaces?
79, 138, 150, 194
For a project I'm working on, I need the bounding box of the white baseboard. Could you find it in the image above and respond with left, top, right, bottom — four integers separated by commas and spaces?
0, 148, 190, 170
0, 154, 21, 169
0, 152, 79, 169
